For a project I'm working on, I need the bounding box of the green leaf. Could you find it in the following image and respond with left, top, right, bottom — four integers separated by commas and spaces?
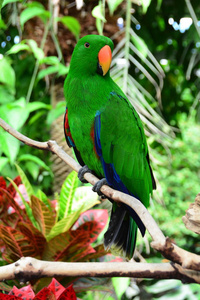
112, 277, 130, 299
107, 0, 123, 15
140, 0, 152, 14
46, 101, 65, 125
2, 0, 21, 8
36, 189, 53, 212
47, 205, 85, 241
92, 2, 106, 22
0, 157, 8, 171
57, 16, 81, 40
0, 86, 15, 104
25, 161, 40, 180
6, 43, 30, 55
20, 5, 49, 28
0, 131, 20, 163
31, 195, 55, 236
58, 171, 78, 220
39, 56, 60, 65
15, 164, 34, 200
18, 154, 51, 173
27, 39, 45, 60
0, 57, 15, 94
26, 101, 51, 113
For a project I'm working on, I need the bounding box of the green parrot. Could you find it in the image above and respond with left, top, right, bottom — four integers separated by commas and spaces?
64, 34, 156, 259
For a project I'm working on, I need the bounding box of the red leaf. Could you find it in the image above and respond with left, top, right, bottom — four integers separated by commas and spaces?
33, 287, 56, 300
0, 177, 7, 194
0, 294, 21, 299
58, 284, 76, 300
74, 209, 108, 230
7, 176, 21, 197
47, 279, 65, 298
9, 285, 35, 299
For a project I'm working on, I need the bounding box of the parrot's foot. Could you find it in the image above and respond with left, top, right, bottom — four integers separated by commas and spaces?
92, 178, 109, 197
78, 165, 93, 183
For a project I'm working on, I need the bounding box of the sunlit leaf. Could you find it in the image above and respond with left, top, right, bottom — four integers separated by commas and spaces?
107, 0, 123, 15
6, 43, 30, 55
0, 57, 15, 94
18, 154, 51, 173
20, 5, 49, 28
112, 277, 130, 300
58, 171, 78, 220
15, 164, 34, 199
57, 16, 81, 40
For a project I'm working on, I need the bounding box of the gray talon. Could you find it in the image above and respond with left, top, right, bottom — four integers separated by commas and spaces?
78, 165, 93, 183
92, 178, 108, 196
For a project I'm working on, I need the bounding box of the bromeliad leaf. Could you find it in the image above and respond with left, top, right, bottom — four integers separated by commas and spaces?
58, 171, 78, 220
7, 177, 38, 228
15, 164, 33, 200
47, 206, 85, 241
31, 195, 55, 237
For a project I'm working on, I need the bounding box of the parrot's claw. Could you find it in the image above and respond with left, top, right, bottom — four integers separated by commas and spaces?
92, 178, 108, 197
78, 165, 93, 183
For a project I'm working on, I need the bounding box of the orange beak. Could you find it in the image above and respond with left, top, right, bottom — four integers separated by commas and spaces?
98, 45, 112, 76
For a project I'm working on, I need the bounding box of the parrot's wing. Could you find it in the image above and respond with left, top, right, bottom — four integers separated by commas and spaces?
94, 92, 155, 208
64, 108, 85, 166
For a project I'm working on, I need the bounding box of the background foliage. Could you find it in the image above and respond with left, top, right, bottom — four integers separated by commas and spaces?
0, 0, 200, 299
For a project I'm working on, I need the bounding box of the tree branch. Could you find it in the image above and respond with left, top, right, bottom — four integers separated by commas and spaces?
0, 117, 200, 283
0, 257, 199, 283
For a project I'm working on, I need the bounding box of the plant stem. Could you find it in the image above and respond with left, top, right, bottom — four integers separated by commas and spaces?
26, 21, 50, 103
123, 0, 131, 94
185, 0, 200, 39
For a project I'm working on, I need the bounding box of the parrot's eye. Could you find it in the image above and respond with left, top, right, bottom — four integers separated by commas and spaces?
84, 42, 90, 48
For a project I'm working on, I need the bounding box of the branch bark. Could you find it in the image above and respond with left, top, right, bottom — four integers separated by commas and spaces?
0, 257, 199, 284
0, 117, 200, 283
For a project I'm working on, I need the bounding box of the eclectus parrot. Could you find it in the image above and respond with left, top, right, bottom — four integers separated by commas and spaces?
64, 35, 156, 259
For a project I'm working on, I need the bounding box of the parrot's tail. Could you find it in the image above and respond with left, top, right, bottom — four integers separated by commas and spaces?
104, 204, 138, 259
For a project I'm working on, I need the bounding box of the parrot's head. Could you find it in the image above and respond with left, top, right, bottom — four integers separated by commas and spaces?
69, 35, 114, 77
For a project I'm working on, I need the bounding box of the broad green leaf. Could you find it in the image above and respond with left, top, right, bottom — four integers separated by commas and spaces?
0, 19, 7, 29
20, 5, 49, 28
0, 86, 15, 104
46, 101, 65, 125
0, 157, 8, 171
27, 39, 45, 60
72, 186, 100, 213
58, 171, 78, 220
36, 189, 53, 212
31, 195, 55, 237
92, 2, 106, 22
26, 101, 51, 113
0, 57, 15, 94
6, 43, 30, 55
2, 0, 21, 8
145, 279, 181, 294
112, 277, 130, 299
7, 177, 38, 228
18, 154, 51, 173
15, 164, 34, 200
25, 161, 40, 180
57, 16, 80, 40
0, 131, 20, 163
47, 205, 85, 241
0, 106, 29, 130
140, 0, 152, 14
39, 56, 60, 65
107, 0, 123, 15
